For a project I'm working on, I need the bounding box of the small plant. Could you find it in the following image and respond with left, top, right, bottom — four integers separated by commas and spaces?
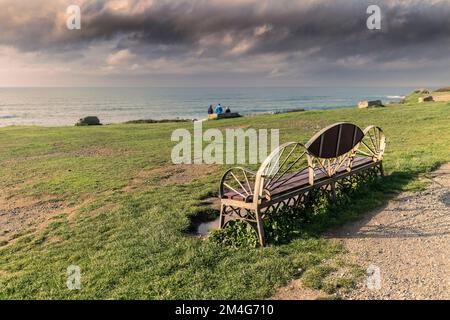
208, 220, 258, 248
263, 206, 309, 244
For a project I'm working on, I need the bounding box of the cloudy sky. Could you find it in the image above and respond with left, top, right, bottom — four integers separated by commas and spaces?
1, 0, 450, 87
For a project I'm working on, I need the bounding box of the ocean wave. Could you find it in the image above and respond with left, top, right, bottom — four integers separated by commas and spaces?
386, 95, 405, 99
0, 115, 19, 119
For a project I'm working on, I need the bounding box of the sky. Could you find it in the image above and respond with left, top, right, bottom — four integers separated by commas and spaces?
1, 0, 450, 87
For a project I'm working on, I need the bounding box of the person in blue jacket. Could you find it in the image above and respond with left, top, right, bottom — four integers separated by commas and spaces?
214, 103, 223, 114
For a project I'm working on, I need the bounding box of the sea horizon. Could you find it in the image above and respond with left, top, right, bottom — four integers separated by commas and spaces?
0, 86, 416, 126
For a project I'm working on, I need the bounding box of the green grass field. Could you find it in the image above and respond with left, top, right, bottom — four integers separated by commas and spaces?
0, 98, 449, 299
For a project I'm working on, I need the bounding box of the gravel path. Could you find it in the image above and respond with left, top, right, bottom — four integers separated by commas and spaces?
273, 163, 450, 300
328, 163, 450, 300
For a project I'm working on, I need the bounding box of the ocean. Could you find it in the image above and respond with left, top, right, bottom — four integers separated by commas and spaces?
0, 87, 413, 126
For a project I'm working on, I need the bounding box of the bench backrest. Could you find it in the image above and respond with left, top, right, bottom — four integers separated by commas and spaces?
305, 123, 364, 159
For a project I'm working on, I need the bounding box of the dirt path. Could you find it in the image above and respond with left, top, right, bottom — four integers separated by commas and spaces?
274, 163, 450, 300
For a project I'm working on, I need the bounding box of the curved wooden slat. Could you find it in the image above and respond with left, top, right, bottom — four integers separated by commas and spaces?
219, 167, 257, 201
305, 122, 365, 159
255, 142, 310, 201
356, 126, 386, 160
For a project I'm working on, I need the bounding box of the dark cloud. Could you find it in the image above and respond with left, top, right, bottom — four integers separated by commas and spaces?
1, 1, 450, 58
80, 0, 450, 63
1, 0, 450, 85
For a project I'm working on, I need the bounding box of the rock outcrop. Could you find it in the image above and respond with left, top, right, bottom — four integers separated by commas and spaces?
357, 100, 384, 109
418, 96, 434, 103
76, 116, 102, 126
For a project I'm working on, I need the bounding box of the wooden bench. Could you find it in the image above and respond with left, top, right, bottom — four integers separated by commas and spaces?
218, 122, 386, 246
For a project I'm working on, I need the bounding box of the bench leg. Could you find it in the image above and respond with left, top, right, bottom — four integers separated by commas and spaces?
330, 182, 337, 201
255, 208, 266, 247
219, 204, 226, 229
379, 162, 385, 177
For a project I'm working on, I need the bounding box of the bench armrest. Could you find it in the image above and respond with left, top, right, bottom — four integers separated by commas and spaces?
219, 167, 257, 200
355, 125, 386, 161
255, 142, 311, 202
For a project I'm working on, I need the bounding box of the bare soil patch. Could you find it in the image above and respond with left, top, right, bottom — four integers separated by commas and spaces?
0, 191, 114, 247
0, 195, 65, 246
271, 280, 328, 300
122, 164, 217, 192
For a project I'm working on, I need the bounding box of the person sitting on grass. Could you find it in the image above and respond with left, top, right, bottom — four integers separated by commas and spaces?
225, 106, 231, 113
215, 103, 223, 114
208, 105, 214, 115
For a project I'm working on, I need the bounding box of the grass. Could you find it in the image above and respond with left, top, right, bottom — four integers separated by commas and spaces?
0, 97, 449, 299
